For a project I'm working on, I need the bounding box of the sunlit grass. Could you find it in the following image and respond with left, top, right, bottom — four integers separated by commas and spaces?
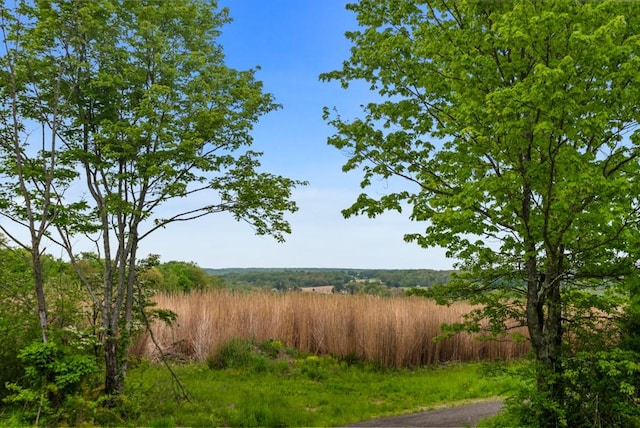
126, 349, 523, 427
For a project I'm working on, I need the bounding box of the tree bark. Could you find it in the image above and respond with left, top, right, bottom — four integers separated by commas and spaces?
104, 335, 122, 398
526, 260, 564, 427
33, 255, 49, 344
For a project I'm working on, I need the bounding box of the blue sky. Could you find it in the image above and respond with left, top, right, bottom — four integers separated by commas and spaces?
140, 1, 454, 270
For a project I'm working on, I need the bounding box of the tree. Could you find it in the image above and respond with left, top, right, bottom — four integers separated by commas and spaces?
157, 260, 222, 293
0, 1, 81, 344
322, 1, 640, 425
1, 0, 305, 400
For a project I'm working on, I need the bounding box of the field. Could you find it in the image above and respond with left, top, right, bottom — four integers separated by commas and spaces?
124, 358, 521, 427
132, 290, 529, 367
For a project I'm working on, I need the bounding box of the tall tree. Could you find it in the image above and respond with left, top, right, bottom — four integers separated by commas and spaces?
2, 0, 304, 399
322, 1, 640, 425
0, 1, 82, 344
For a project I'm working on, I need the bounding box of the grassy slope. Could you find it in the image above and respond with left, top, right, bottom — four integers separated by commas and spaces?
126, 357, 521, 427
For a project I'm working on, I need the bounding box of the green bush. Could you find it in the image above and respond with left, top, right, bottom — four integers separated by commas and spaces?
207, 338, 263, 370
500, 363, 564, 427
497, 350, 640, 428
563, 349, 640, 427
3, 340, 99, 426
0, 306, 39, 400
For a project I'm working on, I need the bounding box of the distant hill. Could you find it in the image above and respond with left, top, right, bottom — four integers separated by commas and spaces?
204, 268, 454, 290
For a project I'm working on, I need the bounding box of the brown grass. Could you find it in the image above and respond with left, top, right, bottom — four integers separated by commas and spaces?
132, 290, 529, 367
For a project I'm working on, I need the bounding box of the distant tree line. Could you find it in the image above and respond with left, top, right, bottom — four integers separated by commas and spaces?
356, 270, 453, 288
205, 268, 452, 291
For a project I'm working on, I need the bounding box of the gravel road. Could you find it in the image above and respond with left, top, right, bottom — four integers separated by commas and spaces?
342, 399, 504, 428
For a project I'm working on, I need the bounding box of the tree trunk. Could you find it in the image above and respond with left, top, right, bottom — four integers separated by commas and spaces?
120, 243, 138, 383
104, 335, 122, 398
32, 250, 48, 344
526, 262, 564, 427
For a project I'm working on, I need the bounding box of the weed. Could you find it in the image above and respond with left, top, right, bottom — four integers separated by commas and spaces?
298, 355, 338, 381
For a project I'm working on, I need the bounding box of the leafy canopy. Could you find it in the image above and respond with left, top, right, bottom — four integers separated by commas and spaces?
322, 0, 640, 289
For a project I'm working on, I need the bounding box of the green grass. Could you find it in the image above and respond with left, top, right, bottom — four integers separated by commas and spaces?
124, 343, 523, 427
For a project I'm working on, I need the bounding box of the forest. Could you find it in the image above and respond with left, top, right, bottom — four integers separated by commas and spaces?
205, 267, 453, 291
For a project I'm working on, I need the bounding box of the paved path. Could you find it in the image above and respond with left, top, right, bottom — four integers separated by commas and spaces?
342, 399, 504, 428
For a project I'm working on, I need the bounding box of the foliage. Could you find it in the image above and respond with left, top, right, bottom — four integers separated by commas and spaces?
619, 276, 640, 355
44, 258, 99, 342
257, 338, 288, 359
205, 338, 296, 375
0, 247, 85, 380
341, 279, 403, 296
483, 286, 640, 427
0, 0, 82, 343
157, 260, 224, 293
563, 349, 640, 427
491, 351, 640, 428
321, 1, 640, 425
405, 287, 429, 297
3, 340, 99, 426
0, 247, 40, 400
297, 355, 341, 381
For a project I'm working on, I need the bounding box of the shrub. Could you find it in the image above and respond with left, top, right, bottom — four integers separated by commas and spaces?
3, 340, 99, 426
500, 360, 565, 428
0, 304, 39, 400
564, 349, 640, 427
206, 338, 262, 370
499, 349, 640, 428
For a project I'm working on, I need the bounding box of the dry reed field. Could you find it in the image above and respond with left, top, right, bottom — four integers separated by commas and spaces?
132, 290, 529, 367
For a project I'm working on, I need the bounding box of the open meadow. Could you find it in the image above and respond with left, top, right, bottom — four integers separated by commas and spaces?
132, 290, 529, 367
